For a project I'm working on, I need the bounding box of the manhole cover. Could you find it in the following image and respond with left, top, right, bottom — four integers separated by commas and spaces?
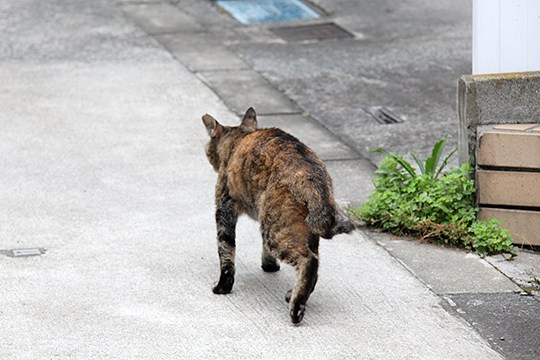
270, 22, 354, 42
363, 106, 404, 124
217, 0, 320, 24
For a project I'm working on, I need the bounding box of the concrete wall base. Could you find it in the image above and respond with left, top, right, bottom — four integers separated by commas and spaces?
457, 71, 540, 246
458, 71, 540, 165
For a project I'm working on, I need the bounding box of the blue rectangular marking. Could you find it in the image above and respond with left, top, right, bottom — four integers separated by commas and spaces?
217, 0, 320, 24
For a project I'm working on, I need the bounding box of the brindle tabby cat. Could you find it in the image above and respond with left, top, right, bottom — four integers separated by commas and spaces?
202, 107, 354, 324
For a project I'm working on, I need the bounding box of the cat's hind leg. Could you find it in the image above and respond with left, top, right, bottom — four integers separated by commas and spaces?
263, 218, 320, 323
287, 249, 318, 324
212, 198, 238, 295
275, 231, 320, 324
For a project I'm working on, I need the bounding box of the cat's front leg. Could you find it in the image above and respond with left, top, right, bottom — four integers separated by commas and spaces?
212, 197, 238, 295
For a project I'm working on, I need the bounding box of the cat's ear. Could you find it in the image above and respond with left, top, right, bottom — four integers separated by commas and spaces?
202, 114, 224, 138
240, 107, 257, 131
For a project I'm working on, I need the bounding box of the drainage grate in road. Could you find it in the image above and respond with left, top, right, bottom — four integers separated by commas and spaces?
1, 248, 47, 257
363, 106, 404, 124
270, 22, 354, 42
216, 0, 320, 24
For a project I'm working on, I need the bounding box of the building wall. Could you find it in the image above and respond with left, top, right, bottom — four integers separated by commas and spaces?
473, 0, 540, 74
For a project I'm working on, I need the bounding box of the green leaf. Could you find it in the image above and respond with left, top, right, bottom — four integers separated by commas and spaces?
435, 147, 458, 178
371, 149, 417, 178
426, 136, 447, 176
410, 153, 426, 175
425, 156, 435, 177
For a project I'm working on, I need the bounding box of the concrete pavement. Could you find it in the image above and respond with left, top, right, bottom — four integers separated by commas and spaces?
0, 0, 533, 358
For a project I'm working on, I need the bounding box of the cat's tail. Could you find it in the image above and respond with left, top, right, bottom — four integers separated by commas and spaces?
331, 210, 356, 237
306, 203, 355, 239
285, 150, 355, 239
301, 175, 355, 239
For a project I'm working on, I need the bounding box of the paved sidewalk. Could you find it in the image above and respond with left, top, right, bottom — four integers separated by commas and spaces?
0, 0, 526, 358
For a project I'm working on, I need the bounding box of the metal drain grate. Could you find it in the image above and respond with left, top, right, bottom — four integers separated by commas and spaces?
270, 22, 354, 42
364, 106, 404, 124
217, 0, 320, 24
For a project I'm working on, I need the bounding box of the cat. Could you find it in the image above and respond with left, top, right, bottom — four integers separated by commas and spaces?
202, 107, 354, 324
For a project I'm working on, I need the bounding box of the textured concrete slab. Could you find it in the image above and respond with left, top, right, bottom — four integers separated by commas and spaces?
156, 32, 249, 72
376, 237, 521, 294
487, 251, 540, 295
258, 114, 360, 161
443, 293, 540, 360
120, 2, 202, 34
198, 69, 301, 116
459, 72, 540, 125
0, 0, 168, 62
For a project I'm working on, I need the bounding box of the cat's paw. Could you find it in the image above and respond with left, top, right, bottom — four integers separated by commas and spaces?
285, 289, 292, 303
290, 303, 306, 324
212, 275, 234, 294
261, 262, 280, 272
212, 283, 233, 294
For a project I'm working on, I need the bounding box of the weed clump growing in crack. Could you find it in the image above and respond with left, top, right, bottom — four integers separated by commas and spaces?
350, 136, 517, 257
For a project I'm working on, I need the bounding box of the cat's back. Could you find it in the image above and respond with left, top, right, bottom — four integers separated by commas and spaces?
231, 127, 323, 174
228, 127, 328, 194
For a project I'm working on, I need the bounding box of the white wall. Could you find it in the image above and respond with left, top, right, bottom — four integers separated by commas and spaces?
473, 0, 540, 74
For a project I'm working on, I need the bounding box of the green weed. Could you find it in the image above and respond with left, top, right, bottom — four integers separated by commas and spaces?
371, 136, 457, 180
352, 137, 517, 257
